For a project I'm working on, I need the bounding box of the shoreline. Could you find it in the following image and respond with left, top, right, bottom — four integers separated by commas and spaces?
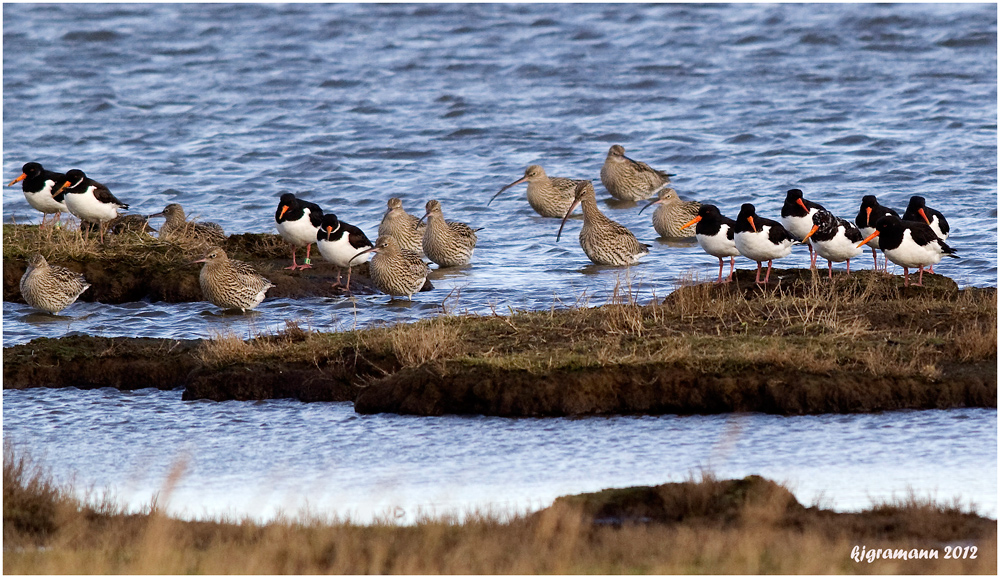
4, 259, 996, 416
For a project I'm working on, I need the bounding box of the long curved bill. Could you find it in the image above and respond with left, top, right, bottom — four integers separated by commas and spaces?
8, 173, 26, 187
858, 230, 879, 248
638, 198, 660, 215
488, 175, 528, 206
801, 224, 819, 243
555, 200, 581, 242
680, 215, 701, 231
351, 245, 378, 263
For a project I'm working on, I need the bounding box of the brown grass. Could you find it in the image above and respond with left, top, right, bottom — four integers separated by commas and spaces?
3, 444, 994, 574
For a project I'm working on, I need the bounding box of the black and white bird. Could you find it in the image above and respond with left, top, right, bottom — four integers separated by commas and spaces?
801, 210, 865, 279
734, 203, 799, 284
902, 196, 950, 275
316, 213, 374, 290
9, 162, 68, 227
275, 193, 323, 270
680, 204, 741, 283
857, 215, 958, 287
854, 195, 900, 271
55, 169, 129, 243
780, 188, 826, 269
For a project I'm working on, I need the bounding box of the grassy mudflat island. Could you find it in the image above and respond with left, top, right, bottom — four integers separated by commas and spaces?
3, 443, 995, 573
3, 223, 996, 415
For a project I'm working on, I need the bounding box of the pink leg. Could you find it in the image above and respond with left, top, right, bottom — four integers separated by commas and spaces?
331, 267, 343, 288
903, 266, 910, 287
916, 267, 924, 286
301, 244, 314, 270
755, 262, 763, 284
727, 257, 735, 283
928, 264, 934, 275
764, 260, 773, 284
846, 258, 851, 275
871, 247, 877, 270
285, 246, 299, 270
345, 266, 354, 291
716, 257, 724, 284
808, 244, 817, 269
827, 260, 833, 280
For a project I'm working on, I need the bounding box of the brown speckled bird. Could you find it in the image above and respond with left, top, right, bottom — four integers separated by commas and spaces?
557, 181, 650, 266
490, 165, 581, 218
378, 197, 426, 256
600, 144, 674, 201
149, 203, 225, 244
421, 200, 478, 268
639, 187, 701, 239
19, 254, 91, 314
193, 247, 274, 312
352, 235, 430, 300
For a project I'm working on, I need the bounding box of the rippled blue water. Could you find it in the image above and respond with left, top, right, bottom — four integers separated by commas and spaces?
3, 388, 996, 523
3, 3, 997, 345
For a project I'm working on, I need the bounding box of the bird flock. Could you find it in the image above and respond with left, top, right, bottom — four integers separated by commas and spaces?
11, 146, 958, 314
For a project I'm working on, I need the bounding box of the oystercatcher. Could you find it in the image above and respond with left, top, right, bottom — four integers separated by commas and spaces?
275, 193, 323, 270
780, 188, 826, 269
801, 210, 865, 279
55, 169, 129, 243
8, 162, 68, 228
680, 204, 740, 283
316, 213, 373, 290
902, 196, 950, 274
854, 195, 900, 271
857, 215, 958, 287
734, 203, 799, 284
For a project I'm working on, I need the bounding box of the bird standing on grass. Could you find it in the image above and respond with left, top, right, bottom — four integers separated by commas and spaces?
19, 254, 91, 314
600, 144, 674, 202
780, 188, 825, 269
275, 193, 323, 270
800, 210, 865, 279
855, 195, 899, 271
639, 187, 701, 239
734, 203, 799, 284
857, 215, 957, 287
149, 203, 225, 245
193, 247, 274, 312
54, 169, 129, 243
557, 181, 650, 266
9, 162, 68, 228
490, 165, 581, 218
316, 213, 373, 290
420, 200, 479, 268
681, 204, 741, 283
352, 235, 430, 300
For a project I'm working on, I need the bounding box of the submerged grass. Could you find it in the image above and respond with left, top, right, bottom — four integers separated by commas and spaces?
3, 443, 994, 574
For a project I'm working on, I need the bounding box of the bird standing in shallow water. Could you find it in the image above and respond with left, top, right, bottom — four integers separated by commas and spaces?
557, 181, 650, 266
55, 169, 129, 243
681, 204, 741, 283
800, 210, 865, 279
275, 193, 323, 270
149, 203, 225, 245
780, 188, 825, 269
734, 203, 799, 284
378, 197, 426, 256
19, 254, 90, 314
352, 235, 430, 300
902, 196, 950, 274
316, 213, 373, 290
855, 195, 900, 271
421, 200, 478, 268
9, 162, 68, 228
639, 187, 701, 239
857, 215, 957, 287
194, 247, 274, 312
600, 144, 674, 202
490, 165, 581, 218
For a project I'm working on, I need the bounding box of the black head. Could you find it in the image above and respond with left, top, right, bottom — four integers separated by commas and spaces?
699, 204, 723, 219
874, 214, 903, 232
22, 162, 44, 177
784, 189, 804, 203
906, 196, 926, 211
860, 195, 879, 209
737, 203, 757, 221
64, 169, 86, 182
318, 213, 341, 240
279, 192, 298, 206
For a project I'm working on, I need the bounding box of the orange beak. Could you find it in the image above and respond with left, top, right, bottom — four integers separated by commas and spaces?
747, 215, 757, 233
801, 224, 819, 243
279, 205, 289, 219
796, 198, 809, 213
865, 206, 872, 227
858, 230, 879, 248
8, 173, 26, 187
680, 215, 701, 231
54, 181, 71, 196
918, 208, 930, 225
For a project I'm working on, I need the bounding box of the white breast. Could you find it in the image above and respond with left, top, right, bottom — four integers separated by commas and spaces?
65, 187, 119, 223
697, 226, 740, 259
813, 227, 864, 263
317, 235, 372, 268
735, 227, 795, 262
276, 210, 319, 247
884, 230, 946, 269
